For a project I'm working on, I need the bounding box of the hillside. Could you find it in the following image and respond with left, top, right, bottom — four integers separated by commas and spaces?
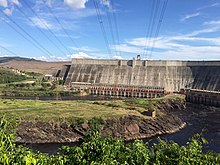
0, 57, 70, 75
0, 57, 41, 63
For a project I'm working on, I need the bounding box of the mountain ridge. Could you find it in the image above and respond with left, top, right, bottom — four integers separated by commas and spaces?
0, 56, 42, 63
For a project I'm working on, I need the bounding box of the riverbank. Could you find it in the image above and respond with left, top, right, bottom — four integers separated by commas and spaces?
11, 95, 187, 143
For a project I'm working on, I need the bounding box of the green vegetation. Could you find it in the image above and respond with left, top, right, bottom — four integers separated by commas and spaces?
0, 99, 144, 121
0, 95, 184, 122
1, 88, 80, 97
94, 94, 185, 115
0, 116, 219, 164
0, 68, 27, 84
0, 68, 78, 97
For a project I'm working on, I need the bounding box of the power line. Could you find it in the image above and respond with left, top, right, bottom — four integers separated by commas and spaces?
1, 18, 57, 61
42, 0, 81, 53
0, 10, 56, 59
106, 7, 118, 56
22, 0, 73, 55
141, 0, 156, 58
0, 45, 17, 56
143, 0, 160, 58
149, 0, 169, 58
14, 5, 67, 58
0, 17, 44, 54
92, 0, 112, 58
111, 0, 122, 57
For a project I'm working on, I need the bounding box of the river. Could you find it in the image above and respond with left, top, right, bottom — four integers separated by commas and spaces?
0, 95, 121, 101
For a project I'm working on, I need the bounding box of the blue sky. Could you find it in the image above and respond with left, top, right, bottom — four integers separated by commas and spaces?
0, 0, 220, 61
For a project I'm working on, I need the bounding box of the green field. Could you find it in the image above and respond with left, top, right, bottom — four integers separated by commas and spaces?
0, 99, 144, 121
0, 94, 185, 122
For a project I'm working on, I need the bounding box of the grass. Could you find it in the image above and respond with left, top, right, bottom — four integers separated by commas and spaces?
0, 99, 144, 122
0, 94, 185, 122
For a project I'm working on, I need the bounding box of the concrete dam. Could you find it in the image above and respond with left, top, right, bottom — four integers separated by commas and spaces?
55, 58, 220, 97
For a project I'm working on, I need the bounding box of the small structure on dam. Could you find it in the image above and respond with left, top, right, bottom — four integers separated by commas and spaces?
54, 56, 220, 98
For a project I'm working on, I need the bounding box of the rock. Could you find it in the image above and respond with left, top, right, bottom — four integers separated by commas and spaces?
15, 98, 187, 143
125, 123, 140, 135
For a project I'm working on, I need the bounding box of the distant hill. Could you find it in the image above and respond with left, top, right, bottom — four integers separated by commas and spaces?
0, 56, 42, 63
0, 56, 70, 75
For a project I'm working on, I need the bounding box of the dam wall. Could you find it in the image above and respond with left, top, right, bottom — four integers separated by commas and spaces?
63, 59, 220, 92
186, 89, 220, 107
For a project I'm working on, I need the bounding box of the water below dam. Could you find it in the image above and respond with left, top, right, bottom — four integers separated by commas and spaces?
21, 104, 220, 155
0, 95, 122, 101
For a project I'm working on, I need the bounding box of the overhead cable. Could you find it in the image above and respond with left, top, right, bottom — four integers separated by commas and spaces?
43, 0, 81, 53
0, 10, 55, 58
15, 5, 67, 58
141, 0, 156, 58
149, 0, 169, 58
92, 0, 112, 58
0, 45, 17, 56
143, 0, 160, 58
23, 0, 73, 55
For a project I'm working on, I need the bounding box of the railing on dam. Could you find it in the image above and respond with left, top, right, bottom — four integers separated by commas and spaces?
185, 89, 220, 107
70, 82, 165, 98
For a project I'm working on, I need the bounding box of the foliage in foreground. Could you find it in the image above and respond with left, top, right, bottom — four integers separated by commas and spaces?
0, 116, 220, 165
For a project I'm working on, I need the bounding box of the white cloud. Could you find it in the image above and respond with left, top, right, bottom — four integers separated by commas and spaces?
45, 0, 52, 7
112, 55, 123, 59
114, 44, 143, 54
34, 52, 96, 61
181, 12, 201, 22
204, 20, 220, 26
197, 2, 220, 10
100, 0, 111, 8
210, 2, 220, 7
0, 0, 20, 16
11, 0, 19, 6
56, 33, 80, 39
70, 52, 95, 59
64, 0, 88, 9
187, 26, 220, 36
3, 8, 13, 16
71, 46, 98, 52
0, 16, 10, 23
125, 35, 220, 52
34, 55, 69, 61
30, 17, 54, 30
114, 21, 220, 60
0, 54, 14, 57
152, 45, 220, 60
0, 0, 8, 7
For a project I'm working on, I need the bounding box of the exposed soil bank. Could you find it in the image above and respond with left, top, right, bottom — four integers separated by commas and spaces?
15, 97, 186, 143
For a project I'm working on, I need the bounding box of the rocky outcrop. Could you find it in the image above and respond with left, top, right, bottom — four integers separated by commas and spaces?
15, 97, 186, 144
16, 121, 83, 143
101, 98, 186, 140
